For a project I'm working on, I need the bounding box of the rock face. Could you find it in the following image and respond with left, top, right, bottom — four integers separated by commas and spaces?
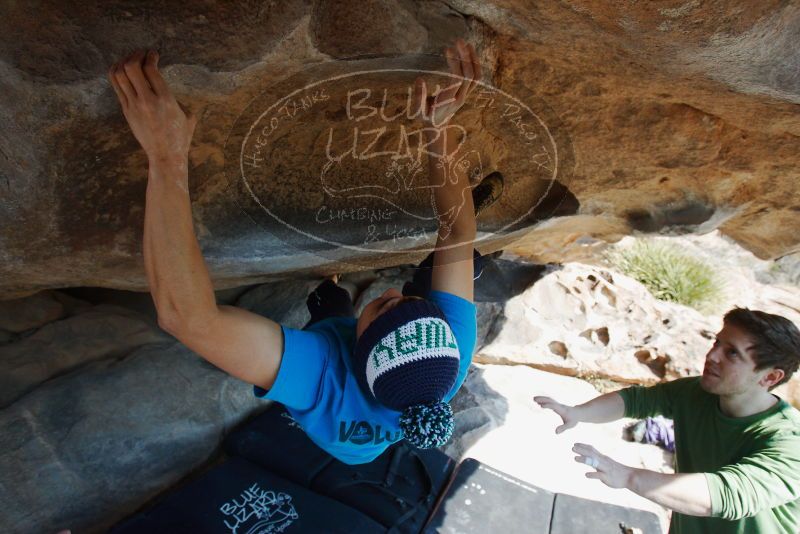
0, 292, 264, 534
477, 262, 718, 384
478, 232, 800, 407
0, 344, 262, 534
0, 302, 173, 407
2, 1, 800, 298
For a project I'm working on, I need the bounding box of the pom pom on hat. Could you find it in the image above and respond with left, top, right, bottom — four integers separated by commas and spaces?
399, 401, 454, 449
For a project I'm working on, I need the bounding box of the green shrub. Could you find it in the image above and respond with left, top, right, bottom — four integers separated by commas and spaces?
608, 240, 722, 311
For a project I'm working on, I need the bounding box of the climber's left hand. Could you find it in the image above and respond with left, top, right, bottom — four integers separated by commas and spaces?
414, 38, 481, 128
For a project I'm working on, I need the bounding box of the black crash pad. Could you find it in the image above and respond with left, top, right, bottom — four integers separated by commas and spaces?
423, 458, 555, 534
423, 458, 664, 534
550, 492, 662, 534
223, 404, 332, 488
110, 457, 384, 534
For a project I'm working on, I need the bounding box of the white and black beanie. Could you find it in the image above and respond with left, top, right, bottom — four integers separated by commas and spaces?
354, 298, 460, 449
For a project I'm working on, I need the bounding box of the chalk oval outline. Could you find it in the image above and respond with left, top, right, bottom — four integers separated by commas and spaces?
237, 67, 561, 254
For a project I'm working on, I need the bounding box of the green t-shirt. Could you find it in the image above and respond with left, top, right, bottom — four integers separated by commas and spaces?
618, 377, 800, 534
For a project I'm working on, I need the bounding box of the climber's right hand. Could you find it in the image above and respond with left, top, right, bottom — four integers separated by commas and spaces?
108, 49, 197, 166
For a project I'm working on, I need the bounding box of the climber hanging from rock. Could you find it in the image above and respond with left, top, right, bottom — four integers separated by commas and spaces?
108, 38, 503, 464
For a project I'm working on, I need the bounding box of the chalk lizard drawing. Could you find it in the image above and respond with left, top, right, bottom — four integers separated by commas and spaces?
220, 482, 299, 534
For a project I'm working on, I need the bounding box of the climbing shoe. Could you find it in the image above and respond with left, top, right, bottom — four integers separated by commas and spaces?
472, 171, 504, 217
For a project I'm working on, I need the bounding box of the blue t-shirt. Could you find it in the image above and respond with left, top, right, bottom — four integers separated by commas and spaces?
253, 290, 477, 465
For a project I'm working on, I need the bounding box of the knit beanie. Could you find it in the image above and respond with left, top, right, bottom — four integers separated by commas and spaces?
354, 298, 460, 449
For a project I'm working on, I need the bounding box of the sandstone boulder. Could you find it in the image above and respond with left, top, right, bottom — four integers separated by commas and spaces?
234, 278, 319, 329
0, 289, 92, 334
482, 231, 800, 406
0, 302, 173, 407
3, 1, 800, 298
477, 262, 717, 383
0, 342, 262, 534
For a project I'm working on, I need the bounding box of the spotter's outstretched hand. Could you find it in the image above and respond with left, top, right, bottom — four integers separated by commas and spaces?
534, 396, 579, 434
573, 443, 632, 489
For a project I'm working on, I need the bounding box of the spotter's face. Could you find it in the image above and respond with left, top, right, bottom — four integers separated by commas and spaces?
701, 322, 770, 396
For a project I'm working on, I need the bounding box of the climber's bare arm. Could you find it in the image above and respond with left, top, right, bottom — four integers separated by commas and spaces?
416, 39, 481, 302
108, 49, 283, 389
